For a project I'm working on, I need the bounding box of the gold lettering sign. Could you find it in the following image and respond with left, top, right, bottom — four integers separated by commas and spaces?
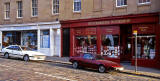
139, 27, 149, 32
88, 19, 131, 25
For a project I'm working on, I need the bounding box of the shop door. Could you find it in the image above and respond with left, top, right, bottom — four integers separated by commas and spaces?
62, 28, 70, 57
100, 26, 120, 59
120, 25, 132, 62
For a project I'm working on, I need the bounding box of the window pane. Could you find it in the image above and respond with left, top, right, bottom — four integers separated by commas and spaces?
101, 35, 120, 58
32, 0, 38, 16
53, 0, 59, 14
17, 1, 23, 17
74, 0, 81, 11
5, 3, 10, 18
40, 30, 50, 48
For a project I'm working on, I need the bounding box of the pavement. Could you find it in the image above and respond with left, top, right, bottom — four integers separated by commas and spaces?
45, 56, 160, 79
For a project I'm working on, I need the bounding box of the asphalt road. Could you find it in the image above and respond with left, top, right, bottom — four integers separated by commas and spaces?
0, 57, 159, 81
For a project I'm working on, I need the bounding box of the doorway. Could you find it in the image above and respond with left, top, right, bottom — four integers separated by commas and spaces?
120, 25, 132, 62
62, 28, 70, 57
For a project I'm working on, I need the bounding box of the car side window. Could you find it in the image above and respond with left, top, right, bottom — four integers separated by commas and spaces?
13, 46, 21, 51
6, 46, 14, 50
83, 54, 93, 60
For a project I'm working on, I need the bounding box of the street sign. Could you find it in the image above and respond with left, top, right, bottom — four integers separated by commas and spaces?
133, 30, 137, 35
133, 30, 138, 72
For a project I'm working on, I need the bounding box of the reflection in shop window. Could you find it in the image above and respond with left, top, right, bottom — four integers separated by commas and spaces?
3, 32, 21, 48
101, 35, 120, 58
40, 30, 50, 48
75, 35, 97, 54
135, 35, 156, 59
22, 31, 37, 50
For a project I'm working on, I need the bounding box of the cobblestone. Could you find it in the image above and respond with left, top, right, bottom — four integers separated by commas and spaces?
0, 57, 159, 81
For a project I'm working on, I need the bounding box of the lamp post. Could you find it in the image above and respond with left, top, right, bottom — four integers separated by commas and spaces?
133, 30, 138, 72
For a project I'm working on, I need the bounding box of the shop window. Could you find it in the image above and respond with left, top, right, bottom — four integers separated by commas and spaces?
134, 35, 156, 59
2, 32, 21, 47
40, 30, 50, 48
73, 0, 81, 12
116, 0, 127, 7
22, 31, 37, 50
75, 35, 97, 54
101, 35, 120, 58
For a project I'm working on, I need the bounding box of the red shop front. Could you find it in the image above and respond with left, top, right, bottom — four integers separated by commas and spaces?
61, 12, 160, 69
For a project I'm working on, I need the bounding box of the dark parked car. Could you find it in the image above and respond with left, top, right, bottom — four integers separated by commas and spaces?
69, 53, 124, 73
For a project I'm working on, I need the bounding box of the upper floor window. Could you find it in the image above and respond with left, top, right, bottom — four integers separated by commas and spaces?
32, 0, 38, 16
116, 0, 127, 7
17, 1, 23, 18
138, 0, 150, 4
4, 3, 10, 19
53, 0, 59, 14
73, 0, 81, 12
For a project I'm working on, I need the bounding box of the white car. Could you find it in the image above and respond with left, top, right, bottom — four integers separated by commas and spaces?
1, 45, 46, 61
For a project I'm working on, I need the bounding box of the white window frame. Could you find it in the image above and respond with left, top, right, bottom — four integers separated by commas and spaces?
138, 0, 151, 5
116, 0, 127, 7
73, 0, 81, 12
32, 0, 38, 17
17, 1, 23, 18
52, 0, 59, 14
4, 3, 10, 19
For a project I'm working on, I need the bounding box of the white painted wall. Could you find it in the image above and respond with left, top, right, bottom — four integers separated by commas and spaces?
54, 29, 61, 57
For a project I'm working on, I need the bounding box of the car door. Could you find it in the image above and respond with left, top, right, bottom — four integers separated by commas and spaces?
82, 54, 95, 68
5, 46, 14, 57
12, 46, 23, 58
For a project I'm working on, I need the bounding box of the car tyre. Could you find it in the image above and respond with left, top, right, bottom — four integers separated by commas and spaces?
98, 65, 106, 73
4, 53, 9, 59
73, 62, 78, 69
23, 55, 29, 62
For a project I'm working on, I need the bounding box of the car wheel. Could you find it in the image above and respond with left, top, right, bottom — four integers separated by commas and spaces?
23, 55, 29, 62
73, 62, 78, 69
98, 65, 106, 73
4, 53, 9, 59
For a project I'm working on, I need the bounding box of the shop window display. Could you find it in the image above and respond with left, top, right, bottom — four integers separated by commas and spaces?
75, 35, 97, 54
2, 32, 21, 47
22, 31, 37, 50
134, 35, 156, 59
101, 35, 120, 58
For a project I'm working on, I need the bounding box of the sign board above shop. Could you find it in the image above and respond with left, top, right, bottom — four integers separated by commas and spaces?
88, 19, 131, 26
61, 13, 158, 28
132, 24, 155, 34
74, 28, 97, 35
